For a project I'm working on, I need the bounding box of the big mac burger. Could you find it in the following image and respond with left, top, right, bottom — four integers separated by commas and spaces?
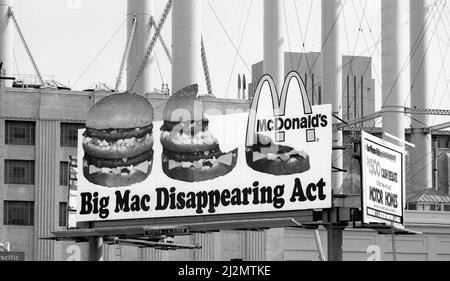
246, 133, 310, 175
82, 92, 154, 187
160, 84, 238, 182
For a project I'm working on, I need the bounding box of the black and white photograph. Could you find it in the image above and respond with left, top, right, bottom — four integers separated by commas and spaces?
0, 0, 449, 274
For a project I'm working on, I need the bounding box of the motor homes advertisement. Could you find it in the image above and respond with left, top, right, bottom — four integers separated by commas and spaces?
361, 131, 405, 228
72, 72, 332, 222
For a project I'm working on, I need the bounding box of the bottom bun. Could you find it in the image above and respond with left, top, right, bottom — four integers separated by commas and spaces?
246, 149, 310, 175
162, 149, 238, 182
83, 158, 153, 188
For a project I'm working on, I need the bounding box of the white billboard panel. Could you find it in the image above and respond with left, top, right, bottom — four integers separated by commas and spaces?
70, 72, 333, 223
361, 131, 405, 228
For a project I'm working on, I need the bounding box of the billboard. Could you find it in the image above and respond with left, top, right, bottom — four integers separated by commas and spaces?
72, 72, 332, 223
361, 131, 405, 228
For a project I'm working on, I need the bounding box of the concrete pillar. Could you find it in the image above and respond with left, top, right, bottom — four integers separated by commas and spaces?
34, 120, 58, 261
263, 0, 284, 91
381, 0, 408, 148
410, 0, 433, 190
88, 237, 103, 261
263, 0, 286, 260
322, 0, 343, 193
0, 0, 13, 87
172, 0, 202, 93
127, 0, 154, 94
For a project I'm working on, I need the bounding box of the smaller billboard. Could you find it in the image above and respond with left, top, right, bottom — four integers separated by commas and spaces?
361, 131, 405, 228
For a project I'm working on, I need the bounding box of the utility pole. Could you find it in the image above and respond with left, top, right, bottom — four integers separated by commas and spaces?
88, 237, 104, 261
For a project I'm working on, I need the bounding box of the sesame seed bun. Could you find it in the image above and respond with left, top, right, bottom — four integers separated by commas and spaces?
86, 92, 154, 130
163, 84, 207, 122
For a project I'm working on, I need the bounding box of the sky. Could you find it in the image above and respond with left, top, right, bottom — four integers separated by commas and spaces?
9, 0, 450, 126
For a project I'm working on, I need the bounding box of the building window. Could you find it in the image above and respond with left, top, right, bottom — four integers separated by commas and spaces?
60, 123, 85, 147
4, 160, 35, 184
59, 202, 67, 227
408, 203, 417, 210
5, 120, 36, 145
60, 161, 69, 186
3, 201, 34, 226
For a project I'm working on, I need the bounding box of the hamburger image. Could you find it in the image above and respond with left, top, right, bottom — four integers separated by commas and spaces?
82, 92, 154, 187
160, 84, 238, 182
246, 133, 310, 175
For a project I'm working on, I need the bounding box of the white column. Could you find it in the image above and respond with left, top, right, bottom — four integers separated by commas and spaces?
410, 0, 432, 189
263, 0, 286, 259
381, 0, 408, 148
172, 0, 202, 94
263, 0, 284, 91
322, 0, 343, 193
0, 0, 12, 87
127, 0, 154, 94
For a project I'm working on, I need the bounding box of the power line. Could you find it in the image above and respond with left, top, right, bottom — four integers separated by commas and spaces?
224, 0, 253, 98
404, 1, 446, 106
206, 0, 251, 73
72, 18, 126, 88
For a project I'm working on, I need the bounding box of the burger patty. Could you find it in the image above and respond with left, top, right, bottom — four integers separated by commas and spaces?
162, 147, 222, 162
160, 120, 209, 136
84, 149, 154, 168
251, 144, 295, 154
249, 134, 305, 159
84, 124, 153, 142
248, 145, 305, 160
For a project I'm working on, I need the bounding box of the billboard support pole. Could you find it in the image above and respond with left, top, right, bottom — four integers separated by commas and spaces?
390, 222, 397, 261
88, 237, 104, 261
325, 223, 347, 261
323, 206, 349, 261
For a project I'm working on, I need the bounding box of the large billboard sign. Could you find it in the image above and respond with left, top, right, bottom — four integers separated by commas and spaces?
72, 72, 332, 223
361, 131, 405, 228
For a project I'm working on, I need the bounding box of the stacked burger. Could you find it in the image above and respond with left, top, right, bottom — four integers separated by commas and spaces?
246, 133, 310, 176
160, 84, 238, 182
82, 92, 155, 187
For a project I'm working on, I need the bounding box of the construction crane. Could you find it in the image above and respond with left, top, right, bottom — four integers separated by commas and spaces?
8, 8, 45, 87
150, 17, 172, 63
201, 36, 214, 97
115, 15, 137, 92
130, 0, 172, 92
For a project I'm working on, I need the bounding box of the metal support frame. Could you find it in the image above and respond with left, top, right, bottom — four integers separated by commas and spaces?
150, 17, 172, 63
130, 0, 172, 92
115, 15, 137, 92
313, 230, 326, 261
201, 35, 213, 97
8, 8, 44, 86
335, 108, 450, 131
